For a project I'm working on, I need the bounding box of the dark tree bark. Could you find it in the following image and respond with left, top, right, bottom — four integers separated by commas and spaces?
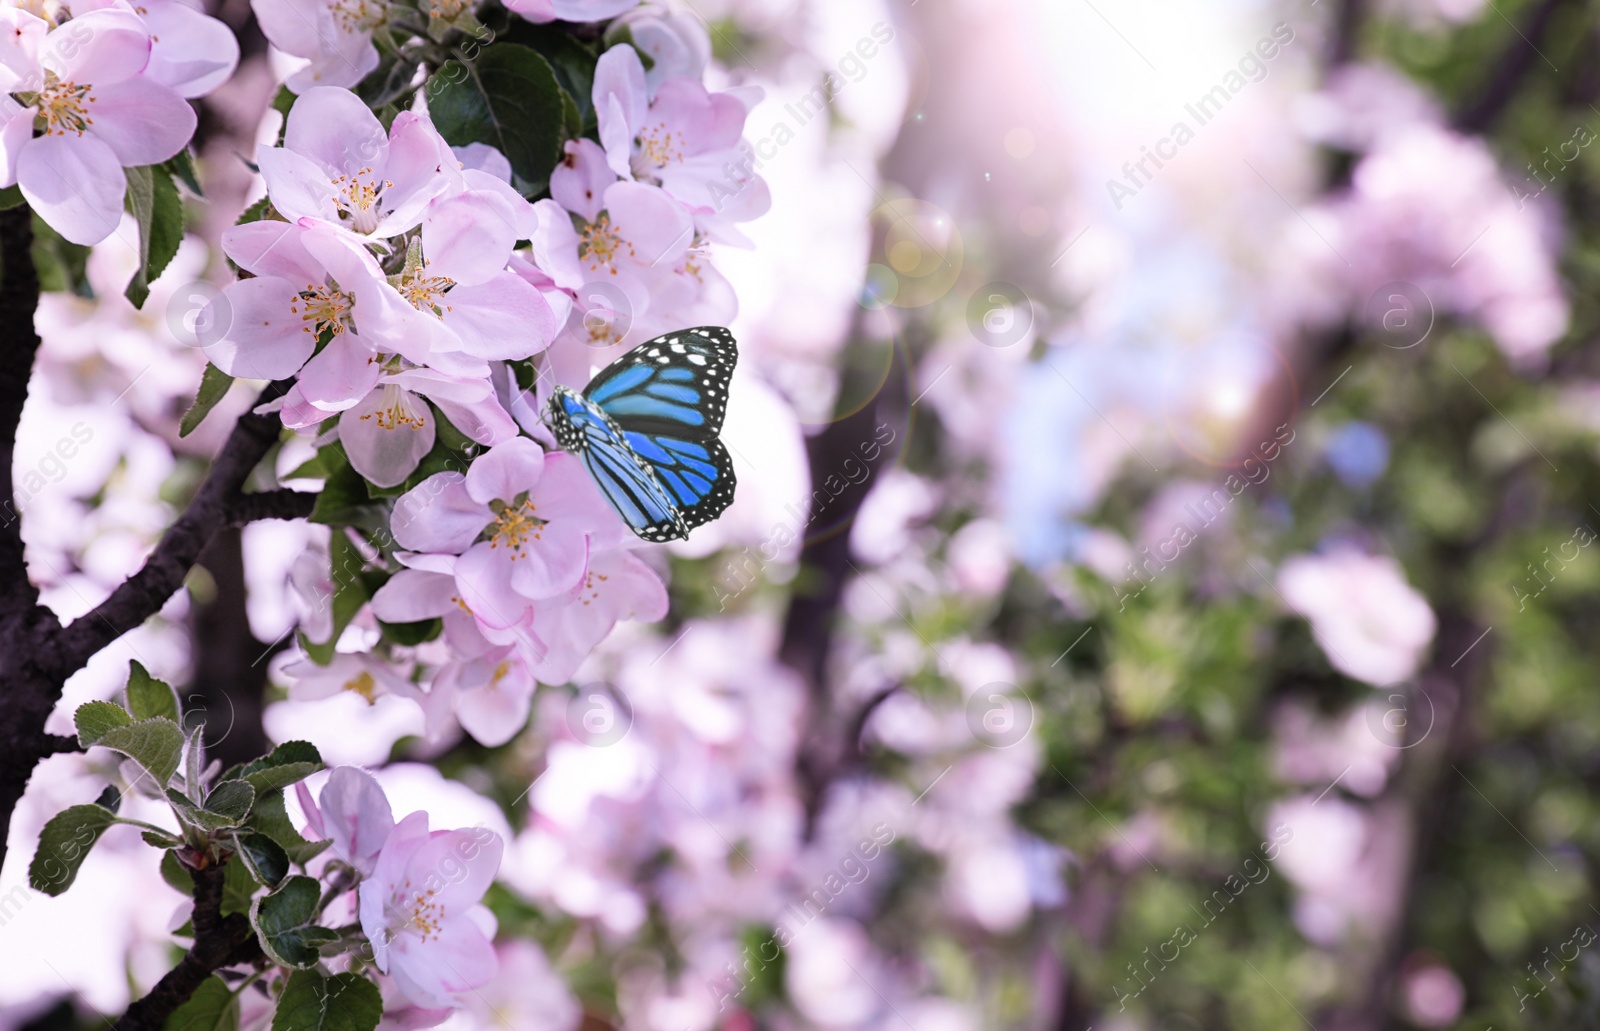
111, 856, 260, 1031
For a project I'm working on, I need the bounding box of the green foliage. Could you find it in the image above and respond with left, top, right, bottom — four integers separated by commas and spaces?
126, 661, 182, 722
28, 804, 116, 895
124, 163, 184, 308
250, 876, 337, 969
180, 365, 235, 439
162, 975, 239, 1031
426, 43, 568, 196
233, 831, 290, 888
222, 740, 325, 794
270, 970, 381, 1031
31, 213, 91, 297
75, 702, 183, 787
251, 788, 332, 866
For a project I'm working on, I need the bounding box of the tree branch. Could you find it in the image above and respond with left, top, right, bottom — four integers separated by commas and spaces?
1452, 0, 1572, 133
0, 205, 41, 628
46, 379, 293, 683
227, 488, 317, 525
112, 856, 258, 1031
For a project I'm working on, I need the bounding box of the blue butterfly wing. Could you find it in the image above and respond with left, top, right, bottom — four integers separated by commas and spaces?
585, 326, 736, 439
550, 389, 688, 542
547, 327, 738, 541
621, 430, 736, 531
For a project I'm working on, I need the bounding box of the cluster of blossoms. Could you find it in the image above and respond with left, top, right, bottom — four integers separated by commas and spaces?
213, 12, 767, 746
0, 0, 238, 244
295, 767, 504, 1017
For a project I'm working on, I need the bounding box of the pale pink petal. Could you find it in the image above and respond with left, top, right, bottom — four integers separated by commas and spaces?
389, 917, 497, 1008
550, 138, 614, 223
295, 333, 380, 411
403, 827, 503, 911
0, 110, 33, 188
17, 134, 125, 245
201, 276, 315, 379
368, 111, 457, 237
453, 658, 534, 747
249, 0, 324, 59
464, 437, 545, 505
371, 568, 461, 623
593, 45, 647, 176
530, 452, 630, 550
551, 0, 640, 19
392, 473, 487, 554
142, 2, 239, 98
83, 76, 196, 166
319, 766, 394, 875
221, 218, 326, 281
285, 41, 379, 94
43, 9, 150, 84
454, 543, 535, 629
530, 198, 585, 289
257, 145, 340, 225
286, 85, 387, 178
453, 143, 511, 182
439, 273, 558, 359
422, 191, 518, 286
340, 386, 437, 488
603, 180, 692, 266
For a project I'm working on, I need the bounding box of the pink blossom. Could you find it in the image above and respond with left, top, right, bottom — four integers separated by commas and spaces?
259, 87, 456, 238
358, 810, 503, 1009
67, 0, 240, 98
387, 442, 629, 629
605, 5, 711, 95
1277, 548, 1437, 686
294, 766, 395, 876
1, 8, 198, 244
528, 550, 668, 685
252, 0, 386, 92
338, 369, 518, 488
592, 43, 769, 243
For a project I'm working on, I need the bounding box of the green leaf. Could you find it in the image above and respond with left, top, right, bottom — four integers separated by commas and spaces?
251, 789, 331, 866
163, 150, 203, 197
126, 661, 182, 722
168, 788, 248, 833
143, 828, 185, 849
124, 164, 184, 309
29, 804, 116, 895
179, 364, 235, 439
222, 740, 325, 794
162, 974, 238, 1031
270, 970, 381, 1031
205, 780, 256, 823
75, 700, 133, 746
505, 20, 597, 125
0, 185, 22, 209
221, 854, 260, 917
250, 876, 332, 968
160, 849, 195, 895
309, 446, 390, 534
233, 830, 289, 887
236, 196, 278, 225
377, 617, 442, 646
32, 213, 91, 297
93, 719, 184, 788
427, 43, 566, 196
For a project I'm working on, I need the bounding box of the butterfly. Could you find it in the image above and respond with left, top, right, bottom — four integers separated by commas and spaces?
545, 326, 737, 542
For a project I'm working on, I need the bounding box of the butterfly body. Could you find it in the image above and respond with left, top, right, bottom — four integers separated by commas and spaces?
546, 327, 737, 542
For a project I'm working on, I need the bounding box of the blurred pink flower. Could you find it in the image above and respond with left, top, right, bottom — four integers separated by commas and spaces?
1277, 548, 1436, 686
